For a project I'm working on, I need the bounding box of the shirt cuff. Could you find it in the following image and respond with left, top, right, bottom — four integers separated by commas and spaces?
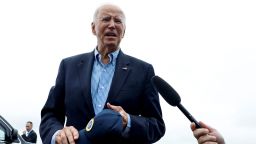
51, 130, 61, 144
127, 114, 131, 128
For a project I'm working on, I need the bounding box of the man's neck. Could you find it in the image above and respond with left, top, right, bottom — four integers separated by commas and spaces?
97, 46, 118, 64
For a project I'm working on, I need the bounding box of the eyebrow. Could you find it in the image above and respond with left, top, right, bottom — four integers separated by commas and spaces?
98, 15, 123, 19
97, 15, 125, 23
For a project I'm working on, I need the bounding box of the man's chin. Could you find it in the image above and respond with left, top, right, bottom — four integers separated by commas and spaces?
104, 42, 119, 49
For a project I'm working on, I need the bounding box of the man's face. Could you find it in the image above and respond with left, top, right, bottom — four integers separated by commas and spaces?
92, 5, 126, 50
26, 123, 32, 131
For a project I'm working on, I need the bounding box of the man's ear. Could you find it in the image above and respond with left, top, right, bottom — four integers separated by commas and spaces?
91, 22, 96, 35
122, 29, 125, 38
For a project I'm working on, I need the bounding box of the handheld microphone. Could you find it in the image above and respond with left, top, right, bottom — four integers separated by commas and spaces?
151, 75, 201, 128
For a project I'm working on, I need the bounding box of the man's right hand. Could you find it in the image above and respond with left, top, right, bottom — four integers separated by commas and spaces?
55, 126, 79, 144
191, 121, 225, 144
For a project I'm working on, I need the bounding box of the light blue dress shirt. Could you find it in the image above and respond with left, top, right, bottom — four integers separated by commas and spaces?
91, 49, 119, 115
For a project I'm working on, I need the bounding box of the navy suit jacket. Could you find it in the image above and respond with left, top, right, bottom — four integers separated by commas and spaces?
21, 130, 37, 143
40, 50, 165, 144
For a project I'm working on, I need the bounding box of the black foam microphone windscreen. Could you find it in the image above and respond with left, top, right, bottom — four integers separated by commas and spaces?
151, 75, 181, 106
151, 75, 201, 128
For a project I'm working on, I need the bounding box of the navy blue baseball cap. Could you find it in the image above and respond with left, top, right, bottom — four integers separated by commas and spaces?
77, 109, 123, 144
77, 130, 92, 144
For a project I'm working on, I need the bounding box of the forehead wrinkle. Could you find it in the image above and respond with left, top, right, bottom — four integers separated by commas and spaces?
93, 4, 126, 23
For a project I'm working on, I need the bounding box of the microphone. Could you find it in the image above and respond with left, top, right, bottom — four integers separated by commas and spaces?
151, 75, 201, 128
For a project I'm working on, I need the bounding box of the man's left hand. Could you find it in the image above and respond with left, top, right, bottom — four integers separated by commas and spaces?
107, 102, 128, 128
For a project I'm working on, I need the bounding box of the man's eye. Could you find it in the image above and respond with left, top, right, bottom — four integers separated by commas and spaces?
100, 17, 123, 24
102, 17, 111, 22
115, 19, 122, 24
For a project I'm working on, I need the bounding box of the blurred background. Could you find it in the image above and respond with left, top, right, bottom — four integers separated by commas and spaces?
0, 0, 255, 143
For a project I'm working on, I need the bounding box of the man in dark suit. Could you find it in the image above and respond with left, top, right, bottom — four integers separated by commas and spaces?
21, 121, 37, 143
40, 3, 165, 144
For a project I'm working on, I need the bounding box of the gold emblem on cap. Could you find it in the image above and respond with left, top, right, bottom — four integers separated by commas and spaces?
85, 118, 94, 132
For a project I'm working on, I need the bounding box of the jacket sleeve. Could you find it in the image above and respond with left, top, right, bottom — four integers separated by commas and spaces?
39, 60, 66, 144
21, 131, 37, 143
128, 64, 165, 143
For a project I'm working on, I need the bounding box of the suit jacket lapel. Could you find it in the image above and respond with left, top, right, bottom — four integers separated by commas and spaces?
107, 51, 131, 103
77, 51, 95, 116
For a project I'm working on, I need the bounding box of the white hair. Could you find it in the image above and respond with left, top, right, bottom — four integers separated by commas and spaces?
92, 3, 126, 24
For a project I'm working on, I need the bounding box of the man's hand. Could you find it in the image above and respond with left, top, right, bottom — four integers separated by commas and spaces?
191, 121, 225, 144
55, 126, 79, 144
107, 102, 128, 128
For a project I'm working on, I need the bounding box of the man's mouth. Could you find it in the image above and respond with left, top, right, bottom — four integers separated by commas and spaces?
105, 32, 117, 37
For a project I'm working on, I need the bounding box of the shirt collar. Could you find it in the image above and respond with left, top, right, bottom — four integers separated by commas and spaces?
26, 130, 32, 134
94, 48, 120, 66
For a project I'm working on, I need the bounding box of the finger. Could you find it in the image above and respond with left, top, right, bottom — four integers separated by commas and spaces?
190, 122, 196, 131
199, 121, 217, 133
119, 111, 128, 127
55, 134, 62, 144
193, 128, 209, 139
69, 126, 79, 140
199, 121, 213, 130
198, 134, 217, 144
63, 127, 76, 144
59, 130, 68, 144
107, 103, 125, 118
107, 103, 128, 127
107, 103, 122, 112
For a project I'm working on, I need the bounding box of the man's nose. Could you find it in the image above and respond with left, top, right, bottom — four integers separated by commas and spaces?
108, 19, 116, 28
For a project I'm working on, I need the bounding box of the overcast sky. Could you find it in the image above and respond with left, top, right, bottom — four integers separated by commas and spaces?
0, 0, 256, 144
